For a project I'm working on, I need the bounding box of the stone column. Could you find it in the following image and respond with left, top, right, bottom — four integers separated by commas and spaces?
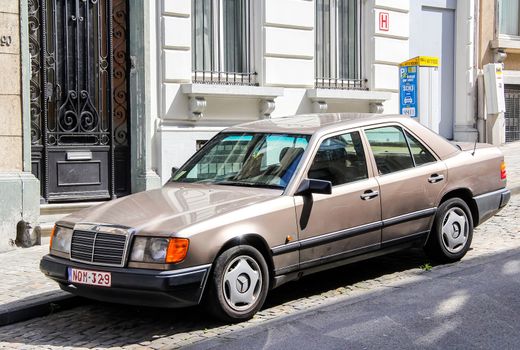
128, 0, 161, 192
0, 0, 40, 251
453, 0, 479, 142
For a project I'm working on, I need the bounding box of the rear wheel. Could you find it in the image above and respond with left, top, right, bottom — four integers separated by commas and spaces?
425, 198, 473, 263
204, 245, 269, 322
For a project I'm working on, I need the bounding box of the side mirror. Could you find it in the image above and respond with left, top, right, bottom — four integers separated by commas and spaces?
169, 167, 179, 182
295, 179, 332, 196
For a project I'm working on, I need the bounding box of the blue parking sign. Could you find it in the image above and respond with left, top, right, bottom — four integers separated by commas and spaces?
399, 66, 418, 117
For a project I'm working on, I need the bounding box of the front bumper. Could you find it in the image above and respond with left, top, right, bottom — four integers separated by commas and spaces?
40, 255, 211, 308
473, 188, 511, 226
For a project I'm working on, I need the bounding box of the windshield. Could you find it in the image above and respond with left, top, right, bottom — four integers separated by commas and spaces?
170, 133, 311, 189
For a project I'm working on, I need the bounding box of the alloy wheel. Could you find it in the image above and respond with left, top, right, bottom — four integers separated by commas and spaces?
441, 207, 469, 254
222, 255, 262, 312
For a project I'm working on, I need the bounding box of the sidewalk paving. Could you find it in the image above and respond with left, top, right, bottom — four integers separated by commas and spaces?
0, 141, 519, 326
501, 141, 520, 194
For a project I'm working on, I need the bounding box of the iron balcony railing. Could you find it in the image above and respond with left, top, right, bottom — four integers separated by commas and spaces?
315, 77, 367, 91
193, 70, 258, 86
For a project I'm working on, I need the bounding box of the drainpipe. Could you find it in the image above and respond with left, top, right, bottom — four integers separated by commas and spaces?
474, 0, 485, 142
477, 73, 486, 142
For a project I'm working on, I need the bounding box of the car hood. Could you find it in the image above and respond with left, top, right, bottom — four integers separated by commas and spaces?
62, 183, 282, 235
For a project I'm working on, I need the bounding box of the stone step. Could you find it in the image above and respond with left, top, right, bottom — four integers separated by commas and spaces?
39, 201, 105, 242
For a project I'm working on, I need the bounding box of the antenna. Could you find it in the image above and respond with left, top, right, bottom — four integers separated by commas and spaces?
472, 130, 479, 156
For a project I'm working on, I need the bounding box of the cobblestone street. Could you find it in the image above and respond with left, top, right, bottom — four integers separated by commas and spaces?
0, 194, 518, 349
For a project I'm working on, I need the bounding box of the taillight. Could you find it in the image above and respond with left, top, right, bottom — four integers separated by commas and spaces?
500, 161, 507, 180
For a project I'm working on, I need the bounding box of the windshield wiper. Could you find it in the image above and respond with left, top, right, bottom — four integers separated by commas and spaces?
216, 180, 283, 189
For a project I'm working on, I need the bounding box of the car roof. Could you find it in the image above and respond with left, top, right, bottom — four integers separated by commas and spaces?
226, 113, 409, 135
225, 113, 459, 160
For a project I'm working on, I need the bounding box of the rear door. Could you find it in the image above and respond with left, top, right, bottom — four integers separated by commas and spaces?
294, 130, 382, 269
363, 124, 447, 246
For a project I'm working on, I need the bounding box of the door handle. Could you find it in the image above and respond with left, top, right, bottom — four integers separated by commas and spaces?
428, 174, 445, 183
360, 189, 379, 200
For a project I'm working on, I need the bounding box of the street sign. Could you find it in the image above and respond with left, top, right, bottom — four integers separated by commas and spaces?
399, 56, 440, 133
399, 66, 418, 117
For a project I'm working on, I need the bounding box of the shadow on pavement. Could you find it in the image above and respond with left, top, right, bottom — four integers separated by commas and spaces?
0, 248, 440, 348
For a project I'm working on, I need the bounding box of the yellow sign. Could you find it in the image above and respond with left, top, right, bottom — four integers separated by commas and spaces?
400, 56, 439, 67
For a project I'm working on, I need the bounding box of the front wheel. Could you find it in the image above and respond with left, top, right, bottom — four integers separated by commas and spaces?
424, 198, 473, 263
204, 245, 269, 322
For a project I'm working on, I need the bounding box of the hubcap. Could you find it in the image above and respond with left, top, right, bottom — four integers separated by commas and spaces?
441, 207, 469, 254
222, 255, 262, 311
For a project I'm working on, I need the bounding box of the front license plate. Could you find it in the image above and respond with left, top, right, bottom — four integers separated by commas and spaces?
68, 267, 111, 287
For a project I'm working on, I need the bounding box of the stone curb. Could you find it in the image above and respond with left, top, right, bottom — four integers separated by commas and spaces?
0, 291, 82, 327
510, 184, 520, 196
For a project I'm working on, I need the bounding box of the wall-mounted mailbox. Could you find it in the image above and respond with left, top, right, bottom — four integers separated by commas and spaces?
483, 63, 506, 115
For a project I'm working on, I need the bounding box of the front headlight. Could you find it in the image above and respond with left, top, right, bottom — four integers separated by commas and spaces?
130, 237, 189, 264
50, 225, 73, 254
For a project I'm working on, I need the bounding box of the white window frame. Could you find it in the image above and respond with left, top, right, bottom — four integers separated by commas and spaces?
497, 0, 520, 40
315, 0, 363, 90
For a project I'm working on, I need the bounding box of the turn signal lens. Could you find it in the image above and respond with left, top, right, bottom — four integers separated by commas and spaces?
166, 238, 189, 263
501, 161, 507, 180
49, 225, 56, 252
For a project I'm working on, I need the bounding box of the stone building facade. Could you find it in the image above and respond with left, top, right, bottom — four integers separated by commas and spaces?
0, 0, 39, 251
480, 0, 520, 144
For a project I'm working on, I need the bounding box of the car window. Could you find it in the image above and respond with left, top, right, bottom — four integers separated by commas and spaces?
308, 131, 368, 186
173, 133, 310, 189
365, 126, 414, 175
186, 135, 251, 180
405, 131, 436, 166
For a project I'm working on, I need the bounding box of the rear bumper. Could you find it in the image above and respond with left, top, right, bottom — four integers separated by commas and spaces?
40, 255, 211, 308
473, 188, 511, 226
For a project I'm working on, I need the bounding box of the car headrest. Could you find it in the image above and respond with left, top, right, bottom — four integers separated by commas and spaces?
314, 147, 347, 163
279, 147, 304, 162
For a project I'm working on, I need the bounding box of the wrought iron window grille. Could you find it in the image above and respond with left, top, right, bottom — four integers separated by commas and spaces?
192, 70, 258, 86
192, 0, 256, 86
505, 85, 520, 142
315, 77, 367, 91
315, 0, 363, 91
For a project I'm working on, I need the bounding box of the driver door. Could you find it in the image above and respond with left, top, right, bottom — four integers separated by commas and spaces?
294, 130, 382, 269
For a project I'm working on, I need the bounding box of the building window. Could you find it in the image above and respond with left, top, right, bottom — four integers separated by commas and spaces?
315, 0, 364, 90
192, 0, 256, 85
499, 0, 520, 37
504, 85, 520, 142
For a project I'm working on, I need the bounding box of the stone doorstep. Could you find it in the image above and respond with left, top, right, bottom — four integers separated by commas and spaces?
39, 201, 104, 239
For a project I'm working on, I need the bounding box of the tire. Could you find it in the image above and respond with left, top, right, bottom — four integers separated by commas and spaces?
424, 197, 473, 263
204, 245, 269, 322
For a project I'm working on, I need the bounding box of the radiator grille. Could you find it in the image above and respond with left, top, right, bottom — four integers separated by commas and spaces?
70, 229, 129, 267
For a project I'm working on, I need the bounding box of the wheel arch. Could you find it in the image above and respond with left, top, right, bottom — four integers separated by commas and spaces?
438, 188, 479, 227
214, 234, 275, 288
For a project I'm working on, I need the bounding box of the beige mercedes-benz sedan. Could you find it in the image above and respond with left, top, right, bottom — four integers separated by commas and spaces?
41, 113, 510, 322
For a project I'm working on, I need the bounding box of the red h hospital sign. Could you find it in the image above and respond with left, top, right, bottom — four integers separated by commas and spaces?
379, 12, 389, 31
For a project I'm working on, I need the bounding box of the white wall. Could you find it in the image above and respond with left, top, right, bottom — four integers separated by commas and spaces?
263, 0, 315, 88
154, 0, 412, 184
369, 0, 410, 114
